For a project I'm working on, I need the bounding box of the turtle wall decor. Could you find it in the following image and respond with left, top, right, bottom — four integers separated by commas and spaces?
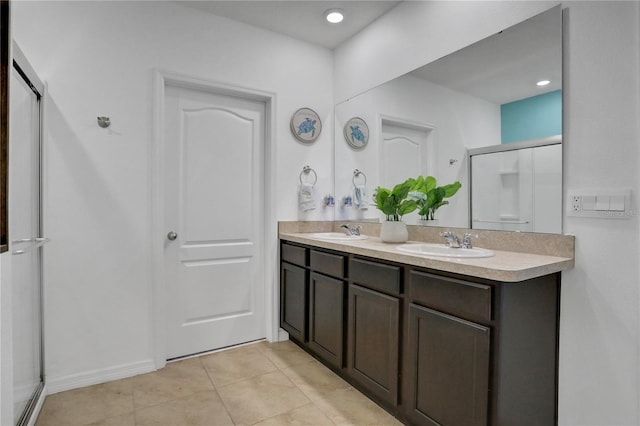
290, 107, 322, 143
344, 117, 369, 149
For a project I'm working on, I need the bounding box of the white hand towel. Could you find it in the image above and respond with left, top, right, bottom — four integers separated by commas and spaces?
298, 183, 316, 211
354, 185, 368, 211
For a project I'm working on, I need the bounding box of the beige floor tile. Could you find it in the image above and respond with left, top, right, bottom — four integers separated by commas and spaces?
135, 390, 233, 426
85, 412, 136, 426
217, 370, 311, 425
35, 380, 133, 426
201, 344, 278, 387
256, 340, 316, 369
311, 387, 402, 426
252, 402, 336, 426
281, 360, 350, 401
35, 342, 402, 426
131, 357, 213, 408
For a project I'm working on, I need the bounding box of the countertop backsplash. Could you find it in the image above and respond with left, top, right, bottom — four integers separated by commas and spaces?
278, 220, 574, 259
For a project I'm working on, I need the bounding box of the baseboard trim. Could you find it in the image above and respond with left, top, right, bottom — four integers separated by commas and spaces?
46, 359, 156, 395
278, 328, 289, 342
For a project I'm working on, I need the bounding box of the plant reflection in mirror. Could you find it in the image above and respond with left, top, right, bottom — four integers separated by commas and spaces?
373, 178, 418, 222
408, 176, 461, 221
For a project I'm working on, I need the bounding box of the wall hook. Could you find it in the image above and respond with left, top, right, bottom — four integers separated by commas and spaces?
97, 116, 111, 128
449, 158, 458, 166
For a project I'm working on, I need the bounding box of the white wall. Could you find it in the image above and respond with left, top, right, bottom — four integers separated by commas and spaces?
334, 74, 500, 227
336, 1, 640, 424
11, 0, 334, 392
559, 2, 640, 425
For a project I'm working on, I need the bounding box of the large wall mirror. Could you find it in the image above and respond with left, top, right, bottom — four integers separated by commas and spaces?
334, 5, 562, 234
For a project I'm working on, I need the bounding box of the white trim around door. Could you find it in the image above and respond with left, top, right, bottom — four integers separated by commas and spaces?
151, 70, 278, 369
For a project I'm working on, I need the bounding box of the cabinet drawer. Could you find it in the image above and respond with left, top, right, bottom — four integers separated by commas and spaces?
310, 250, 345, 279
410, 270, 492, 322
349, 258, 401, 295
282, 243, 308, 267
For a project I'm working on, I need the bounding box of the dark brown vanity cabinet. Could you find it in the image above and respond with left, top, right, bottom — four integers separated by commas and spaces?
406, 269, 560, 426
307, 249, 347, 369
405, 271, 491, 426
280, 242, 347, 369
280, 243, 308, 342
279, 240, 561, 426
347, 258, 401, 408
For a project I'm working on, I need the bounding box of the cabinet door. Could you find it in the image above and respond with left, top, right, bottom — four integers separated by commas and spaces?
280, 262, 308, 342
347, 284, 399, 407
308, 272, 344, 368
406, 303, 490, 426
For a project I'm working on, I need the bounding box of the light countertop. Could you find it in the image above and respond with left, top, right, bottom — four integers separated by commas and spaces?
279, 231, 574, 283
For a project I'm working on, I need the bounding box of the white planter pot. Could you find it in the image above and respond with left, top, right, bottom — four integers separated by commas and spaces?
380, 221, 408, 243
418, 218, 439, 227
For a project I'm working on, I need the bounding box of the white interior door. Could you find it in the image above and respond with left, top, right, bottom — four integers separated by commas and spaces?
380, 122, 432, 188
10, 58, 44, 425
163, 84, 265, 359
380, 121, 433, 225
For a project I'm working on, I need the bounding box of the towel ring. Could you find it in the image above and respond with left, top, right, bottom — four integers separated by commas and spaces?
300, 165, 317, 186
352, 169, 367, 186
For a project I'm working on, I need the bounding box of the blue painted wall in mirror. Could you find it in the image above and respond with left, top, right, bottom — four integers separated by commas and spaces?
501, 90, 562, 143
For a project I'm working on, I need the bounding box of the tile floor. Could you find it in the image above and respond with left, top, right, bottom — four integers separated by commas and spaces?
35, 340, 403, 426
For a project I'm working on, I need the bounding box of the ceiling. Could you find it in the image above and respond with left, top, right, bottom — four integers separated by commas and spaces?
179, 1, 401, 49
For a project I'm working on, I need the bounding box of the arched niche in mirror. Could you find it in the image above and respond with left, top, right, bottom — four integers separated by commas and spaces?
333, 5, 562, 233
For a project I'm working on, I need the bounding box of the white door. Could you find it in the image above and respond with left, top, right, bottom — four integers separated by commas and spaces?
10, 56, 45, 424
163, 84, 265, 359
380, 121, 433, 188
380, 121, 434, 225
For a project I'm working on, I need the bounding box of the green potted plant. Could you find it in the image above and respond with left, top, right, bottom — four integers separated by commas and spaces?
409, 175, 461, 222
373, 178, 418, 242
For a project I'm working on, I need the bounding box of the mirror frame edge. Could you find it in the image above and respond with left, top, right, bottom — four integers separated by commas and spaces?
0, 0, 9, 253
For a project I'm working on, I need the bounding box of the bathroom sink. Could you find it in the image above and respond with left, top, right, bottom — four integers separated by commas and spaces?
306, 232, 369, 241
397, 243, 494, 258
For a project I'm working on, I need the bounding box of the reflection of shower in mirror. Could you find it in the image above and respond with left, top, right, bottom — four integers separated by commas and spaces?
469, 136, 562, 234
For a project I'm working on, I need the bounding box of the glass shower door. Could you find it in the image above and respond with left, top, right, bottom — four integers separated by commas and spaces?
10, 55, 45, 425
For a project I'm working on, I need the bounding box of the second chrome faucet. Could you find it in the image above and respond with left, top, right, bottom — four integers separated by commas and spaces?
440, 231, 478, 249
341, 224, 362, 236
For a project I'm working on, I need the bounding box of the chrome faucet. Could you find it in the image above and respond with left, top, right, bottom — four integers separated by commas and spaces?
440, 231, 461, 248
440, 231, 479, 249
461, 233, 478, 249
341, 224, 361, 236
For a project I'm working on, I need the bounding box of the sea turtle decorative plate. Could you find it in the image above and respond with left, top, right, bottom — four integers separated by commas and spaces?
291, 107, 322, 143
344, 117, 369, 149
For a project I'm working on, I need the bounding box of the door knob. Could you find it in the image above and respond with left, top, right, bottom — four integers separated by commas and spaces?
167, 231, 178, 241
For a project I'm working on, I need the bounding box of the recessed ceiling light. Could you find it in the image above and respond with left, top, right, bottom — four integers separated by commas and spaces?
325, 9, 344, 24
537, 80, 551, 87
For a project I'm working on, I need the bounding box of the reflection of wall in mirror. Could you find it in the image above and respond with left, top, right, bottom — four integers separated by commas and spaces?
501, 90, 562, 143
334, 74, 501, 227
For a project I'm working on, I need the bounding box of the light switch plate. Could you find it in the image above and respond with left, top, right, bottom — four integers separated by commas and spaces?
567, 189, 632, 219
